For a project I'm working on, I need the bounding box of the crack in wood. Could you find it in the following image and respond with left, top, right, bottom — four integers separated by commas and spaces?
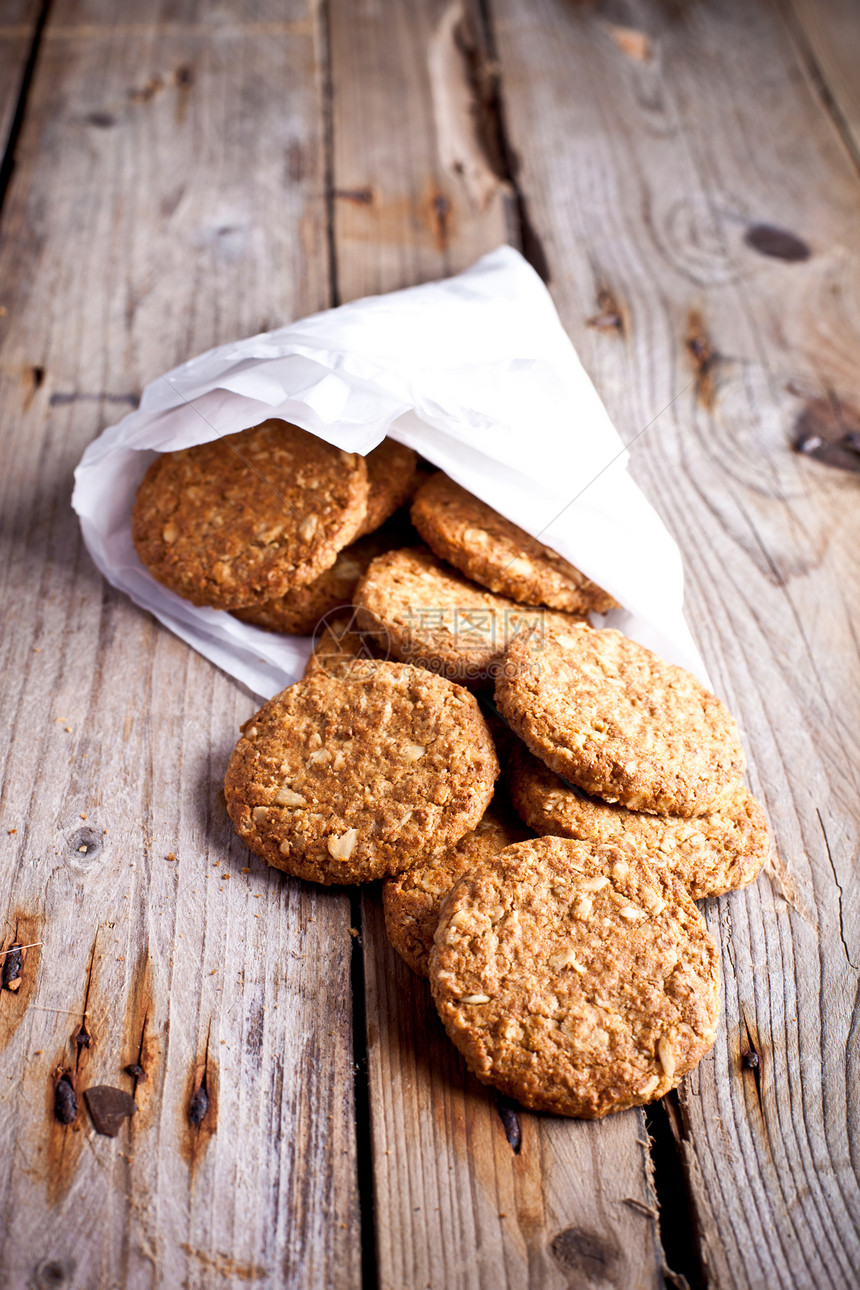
494, 1092, 522, 1152
816, 808, 856, 969
741, 1013, 765, 1114
0, 0, 53, 218
644, 1096, 708, 1290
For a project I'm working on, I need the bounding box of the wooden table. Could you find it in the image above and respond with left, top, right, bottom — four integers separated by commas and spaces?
1, 1, 858, 1286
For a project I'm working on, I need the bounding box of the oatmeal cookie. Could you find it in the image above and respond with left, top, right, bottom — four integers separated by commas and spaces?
354, 546, 580, 686
132, 420, 368, 609
430, 836, 721, 1117
224, 661, 499, 885
357, 439, 420, 537
495, 623, 745, 816
509, 742, 769, 899
411, 473, 616, 614
383, 805, 529, 978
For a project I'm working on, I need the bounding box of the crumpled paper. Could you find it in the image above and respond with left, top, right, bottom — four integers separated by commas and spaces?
72, 245, 705, 698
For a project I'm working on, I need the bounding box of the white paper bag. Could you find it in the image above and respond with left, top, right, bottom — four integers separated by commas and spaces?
72, 246, 705, 698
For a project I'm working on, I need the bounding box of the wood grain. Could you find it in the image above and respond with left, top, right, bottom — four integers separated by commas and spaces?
328, 0, 514, 300
329, 3, 666, 1287
488, 0, 860, 1284
0, 2, 41, 153
783, 0, 860, 167
0, 4, 360, 1288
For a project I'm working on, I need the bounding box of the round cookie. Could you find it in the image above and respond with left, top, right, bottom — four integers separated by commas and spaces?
429, 836, 721, 1118
383, 805, 530, 978
357, 439, 420, 537
508, 742, 769, 900
495, 622, 745, 817
234, 547, 363, 635
234, 525, 395, 636
224, 661, 499, 885
354, 545, 581, 686
132, 420, 368, 609
411, 472, 617, 614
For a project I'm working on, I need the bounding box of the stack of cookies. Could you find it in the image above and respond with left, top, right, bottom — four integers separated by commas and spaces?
132, 419, 770, 1119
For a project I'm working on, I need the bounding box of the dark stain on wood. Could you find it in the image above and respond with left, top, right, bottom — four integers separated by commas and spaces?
49, 390, 139, 407
0, 912, 43, 1054
174, 63, 195, 126
181, 1028, 219, 1174
286, 139, 305, 184
85, 111, 117, 129
31, 363, 44, 389
793, 394, 860, 473
744, 223, 811, 262
53, 1074, 77, 1126
588, 287, 625, 335
46, 1059, 86, 1205
128, 75, 164, 104
495, 1093, 522, 1152
83, 1085, 137, 1138
550, 1226, 622, 1281
122, 948, 156, 1116
741, 1015, 765, 1116
428, 190, 452, 252
333, 187, 374, 204
685, 310, 718, 409
2, 945, 23, 990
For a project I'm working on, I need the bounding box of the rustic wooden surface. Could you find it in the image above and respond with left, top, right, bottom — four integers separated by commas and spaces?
0, 1, 858, 1288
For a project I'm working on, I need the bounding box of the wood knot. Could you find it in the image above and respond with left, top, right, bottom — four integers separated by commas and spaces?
744, 224, 810, 262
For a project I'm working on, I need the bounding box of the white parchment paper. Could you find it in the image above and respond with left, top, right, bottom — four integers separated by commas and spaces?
72, 245, 705, 698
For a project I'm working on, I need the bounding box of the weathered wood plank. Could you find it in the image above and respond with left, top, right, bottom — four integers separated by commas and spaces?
0, 2, 41, 155
329, 3, 667, 1286
488, 0, 860, 1285
328, 0, 515, 299
0, 4, 361, 1288
782, 0, 860, 168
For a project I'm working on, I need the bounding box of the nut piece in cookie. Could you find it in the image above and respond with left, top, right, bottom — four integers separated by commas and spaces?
357, 439, 420, 537
508, 742, 769, 900
429, 836, 721, 1117
411, 472, 617, 614
383, 804, 530, 978
495, 622, 745, 817
354, 545, 582, 686
132, 420, 368, 609
224, 661, 499, 885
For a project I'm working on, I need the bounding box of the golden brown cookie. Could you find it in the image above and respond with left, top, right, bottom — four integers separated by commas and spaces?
225, 661, 499, 885
354, 546, 581, 686
411, 473, 617, 614
429, 836, 721, 1117
508, 742, 769, 900
383, 805, 530, 978
495, 623, 745, 817
132, 420, 368, 609
357, 439, 420, 537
